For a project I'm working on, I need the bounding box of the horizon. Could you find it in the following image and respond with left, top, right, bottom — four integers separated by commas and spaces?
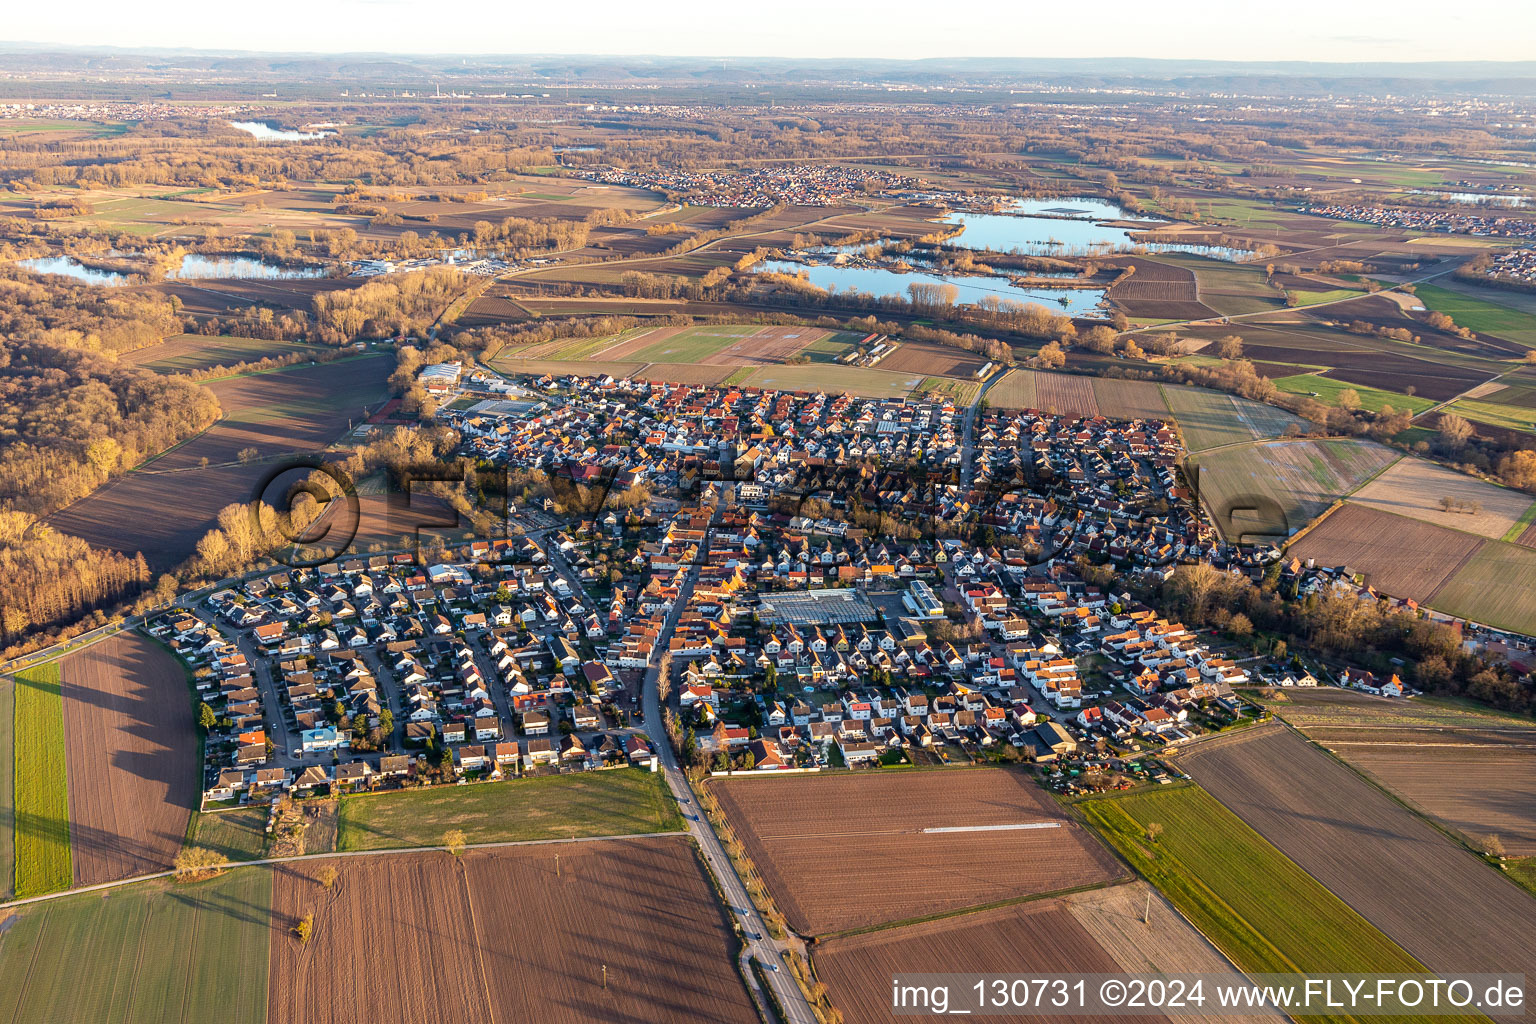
5, 0, 1536, 64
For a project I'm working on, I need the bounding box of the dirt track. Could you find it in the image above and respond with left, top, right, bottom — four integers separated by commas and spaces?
60, 633, 196, 886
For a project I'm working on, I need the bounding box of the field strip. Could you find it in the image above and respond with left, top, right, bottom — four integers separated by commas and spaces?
0, 829, 689, 911
922, 822, 1062, 833
1501, 499, 1536, 543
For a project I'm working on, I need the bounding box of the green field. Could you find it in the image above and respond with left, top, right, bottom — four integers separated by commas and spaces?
1416, 283, 1536, 349
125, 335, 326, 374
335, 768, 683, 851
12, 664, 70, 898
1425, 541, 1536, 636
1274, 373, 1436, 414
0, 678, 12, 899
1082, 787, 1427, 992
803, 334, 859, 363
0, 868, 272, 1024
1289, 287, 1365, 307
1195, 439, 1399, 542
1153, 254, 1285, 316
1162, 384, 1303, 452
189, 806, 269, 861
1447, 397, 1536, 435
630, 324, 759, 363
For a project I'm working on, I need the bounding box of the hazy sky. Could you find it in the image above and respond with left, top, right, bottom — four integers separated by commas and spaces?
8, 0, 1536, 63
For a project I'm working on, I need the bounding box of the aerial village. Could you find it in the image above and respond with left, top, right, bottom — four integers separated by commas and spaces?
146, 366, 1447, 816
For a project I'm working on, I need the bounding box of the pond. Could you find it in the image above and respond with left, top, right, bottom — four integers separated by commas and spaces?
229, 121, 332, 141
19, 254, 326, 284
758, 260, 1107, 316
1406, 189, 1530, 207
940, 200, 1253, 261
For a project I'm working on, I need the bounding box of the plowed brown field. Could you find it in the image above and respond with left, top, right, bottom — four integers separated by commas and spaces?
1033, 373, 1100, 418
1181, 726, 1536, 985
60, 633, 196, 885
269, 836, 757, 1024
1289, 502, 1483, 603
815, 898, 1165, 1024
711, 770, 1122, 935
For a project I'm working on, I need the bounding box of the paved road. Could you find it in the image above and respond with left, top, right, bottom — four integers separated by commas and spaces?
638, 534, 819, 1024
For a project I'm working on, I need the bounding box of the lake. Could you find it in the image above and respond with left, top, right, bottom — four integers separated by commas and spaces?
940, 199, 1253, 260
19, 254, 327, 284
759, 260, 1107, 315
1407, 189, 1530, 207
229, 121, 332, 141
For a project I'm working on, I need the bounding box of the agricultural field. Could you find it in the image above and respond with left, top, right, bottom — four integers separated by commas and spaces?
1033, 371, 1101, 418
1421, 540, 1536, 636
12, 663, 70, 899
1350, 457, 1536, 539
1181, 726, 1536, 984
1090, 376, 1174, 420
1161, 384, 1303, 452
0, 678, 12, 899
122, 334, 328, 374
1063, 883, 1280, 1024
738, 363, 924, 399
335, 767, 681, 851
269, 838, 757, 1024
1239, 320, 1498, 402
1416, 282, 1536, 349
984, 367, 1038, 410
876, 341, 988, 378
0, 867, 272, 1024
1289, 502, 1484, 603
1316, 742, 1536, 855
1194, 439, 1398, 542
1447, 395, 1536, 436
1264, 686, 1536, 731
1272, 372, 1435, 414
1159, 255, 1284, 316
190, 806, 271, 861
60, 634, 197, 886
1081, 785, 1427, 982
1105, 257, 1211, 320
814, 898, 1167, 1024
709, 769, 1123, 935
49, 355, 393, 570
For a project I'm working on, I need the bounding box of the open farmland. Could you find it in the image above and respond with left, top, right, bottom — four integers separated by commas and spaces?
122, 334, 327, 374
0, 867, 272, 1024
1239, 320, 1497, 402
12, 663, 70, 898
1034, 372, 1101, 417
190, 806, 270, 861
335, 767, 681, 850
1318, 742, 1536, 855
1264, 686, 1536, 731
1288, 502, 1483, 602
0, 678, 12, 899
1350, 457, 1536, 539
876, 341, 988, 378
1159, 255, 1284, 316
739, 363, 923, 399
1105, 256, 1211, 320
1193, 439, 1398, 542
1162, 385, 1303, 451
1082, 785, 1427, 990
710, 769, 1123, 935
1090, 376, 1174, 420
1416, 282, 1536, 349
59, 633, 197, 886
1063, 883, 1280, 1024
48, 355, 393, 570
1272, 372, 1436, 414
1422, 540, 1536, 635
270, 838, 757, 1024
1180, 726, 1536, 985
985, 368, 1038, 410
814, 898, 1169, 1024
